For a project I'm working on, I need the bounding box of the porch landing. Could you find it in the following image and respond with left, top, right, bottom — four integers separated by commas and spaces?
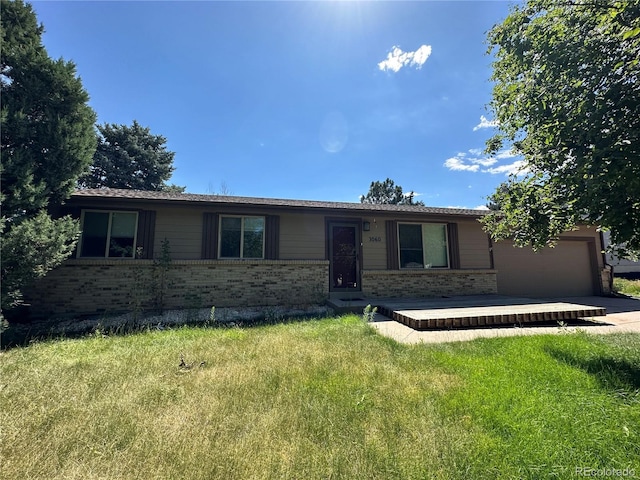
327, 295, 606, 330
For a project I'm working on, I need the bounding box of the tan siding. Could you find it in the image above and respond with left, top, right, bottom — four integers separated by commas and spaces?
361, 217, 493, 271
154, 208, 202, 259
457, 220, 492, 269
361, 217, 386, 270
279, 213, 326, 260
560, 225, 599, 238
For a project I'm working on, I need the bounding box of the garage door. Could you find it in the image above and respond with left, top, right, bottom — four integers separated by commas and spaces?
493, 240, 596, 297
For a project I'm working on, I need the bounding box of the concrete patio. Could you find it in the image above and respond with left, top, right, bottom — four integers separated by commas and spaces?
328, 294, 640, 344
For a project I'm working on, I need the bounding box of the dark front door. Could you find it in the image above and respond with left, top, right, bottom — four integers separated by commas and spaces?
329, 223, 360, 291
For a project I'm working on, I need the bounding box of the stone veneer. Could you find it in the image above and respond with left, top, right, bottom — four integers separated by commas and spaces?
361, 269, 497, 298
25, 259, 329, 317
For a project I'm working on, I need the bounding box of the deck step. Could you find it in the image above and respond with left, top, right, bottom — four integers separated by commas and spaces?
379, 302, 606, 330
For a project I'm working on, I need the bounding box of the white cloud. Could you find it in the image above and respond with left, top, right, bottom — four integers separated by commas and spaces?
411, 45, 431, 66
446, 205, 490, 211
443, 150, 497, 172
444, 156, 479, 172
495, 148, 518, 160
443, 148, 526, 176
472, 157, 498, 167
473, 115, 499, 131
483, 160, 528, 175
378, 45, 432, 73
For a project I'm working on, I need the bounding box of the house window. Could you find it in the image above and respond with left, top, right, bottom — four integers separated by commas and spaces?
398, 223, 449, 268
79, 210, 138, 258
219, 216, 265, 259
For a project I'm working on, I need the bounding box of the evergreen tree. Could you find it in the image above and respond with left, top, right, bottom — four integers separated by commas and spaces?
1, 0, 97, 312
80, 121, 184, 192
360, 178, 424, 206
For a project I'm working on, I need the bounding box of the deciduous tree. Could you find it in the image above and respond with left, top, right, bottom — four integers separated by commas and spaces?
482, 0, 640, 257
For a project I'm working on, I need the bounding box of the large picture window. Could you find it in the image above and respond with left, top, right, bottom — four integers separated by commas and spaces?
79, 211, 138, 258
398, 223, 448, 268
219, 216, 265, 259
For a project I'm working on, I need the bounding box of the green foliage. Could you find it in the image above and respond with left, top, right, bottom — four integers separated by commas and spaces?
79, 120, 184, 191
0, 0, 97, 312
613, 278, 640, 297
1, 0, 97, 216
1, 212, 80, 309
129, 247, 148, 321
360, 178, 425, 206
482, 176, 575, 249
161, 183, 187, 193
125, 238, 174, 316
483, 0, 640, 256
362, 304, 378, 322
152, 238, 173, 312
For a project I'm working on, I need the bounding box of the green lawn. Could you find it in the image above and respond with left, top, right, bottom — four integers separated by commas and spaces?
1, 316, 639, 479
614, 277, 640, 297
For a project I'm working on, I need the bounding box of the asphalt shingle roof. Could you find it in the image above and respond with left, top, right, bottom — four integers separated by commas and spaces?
71, 188, 489, 217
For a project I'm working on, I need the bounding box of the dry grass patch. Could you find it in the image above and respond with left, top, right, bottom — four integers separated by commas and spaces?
2, 318, 638, 479
1, 317, 470, 479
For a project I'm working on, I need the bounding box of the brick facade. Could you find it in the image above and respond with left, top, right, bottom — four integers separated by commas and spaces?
25, 260, 329, 317
361, 269, 498, 298
25, 260, 497, 317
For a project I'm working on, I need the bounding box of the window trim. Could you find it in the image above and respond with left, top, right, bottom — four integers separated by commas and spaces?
397, 222, 450, 269
77, 209, 139, 259
218, 215, 266, 259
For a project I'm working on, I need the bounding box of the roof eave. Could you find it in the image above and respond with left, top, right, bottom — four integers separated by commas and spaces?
68, 188, 488, 218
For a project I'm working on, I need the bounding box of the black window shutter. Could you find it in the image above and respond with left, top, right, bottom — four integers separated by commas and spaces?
202, 213, 219, 259
265, 215, 280, 260
386, 220, 399, 270
136, 210, 156, 259
447, 223, 460, 269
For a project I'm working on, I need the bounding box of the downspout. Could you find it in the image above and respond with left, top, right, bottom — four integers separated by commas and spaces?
599, 230, 613, 295
488, 234, 495, 270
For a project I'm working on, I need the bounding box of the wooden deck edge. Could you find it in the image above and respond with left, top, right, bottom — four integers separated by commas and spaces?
384, 306, 607, 331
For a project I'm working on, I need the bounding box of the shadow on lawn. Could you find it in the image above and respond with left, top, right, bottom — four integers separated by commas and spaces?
546, 346, 640, 395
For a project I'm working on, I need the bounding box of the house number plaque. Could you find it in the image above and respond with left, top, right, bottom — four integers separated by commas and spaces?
368, 236, 382, 242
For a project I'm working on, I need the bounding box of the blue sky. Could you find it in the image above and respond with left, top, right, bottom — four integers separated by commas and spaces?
32, 1, 521, 208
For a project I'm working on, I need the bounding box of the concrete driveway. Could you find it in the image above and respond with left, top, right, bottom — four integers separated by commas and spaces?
556, 295, 640, 324
370, 295, 640, 345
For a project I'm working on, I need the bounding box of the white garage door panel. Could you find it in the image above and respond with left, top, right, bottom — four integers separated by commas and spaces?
494, 241, 595, 297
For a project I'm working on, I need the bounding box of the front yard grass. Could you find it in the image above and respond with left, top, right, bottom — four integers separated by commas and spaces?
614, 277, 640, 297
1, 316, 638, 479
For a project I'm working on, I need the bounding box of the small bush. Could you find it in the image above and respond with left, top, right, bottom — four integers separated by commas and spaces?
362, 304, 378, 322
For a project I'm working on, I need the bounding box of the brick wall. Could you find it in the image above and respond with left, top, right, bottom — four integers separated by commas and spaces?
25, 259, 329, 317
25, 261, 497, 317
361, 269, 497, 298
